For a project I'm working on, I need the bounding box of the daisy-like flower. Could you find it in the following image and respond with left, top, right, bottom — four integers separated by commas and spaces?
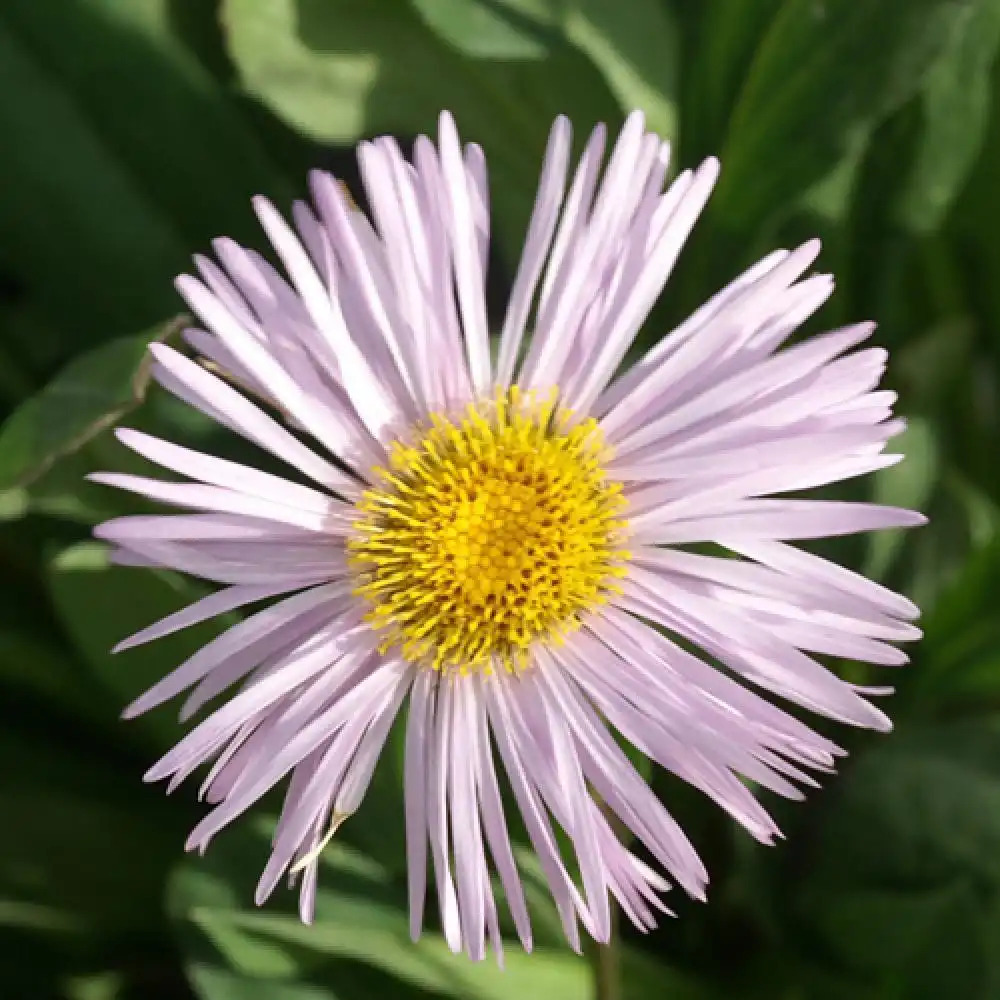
93, 111, 924, 962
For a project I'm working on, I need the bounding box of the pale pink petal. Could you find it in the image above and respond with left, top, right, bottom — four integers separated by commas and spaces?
495, 116, 572, 387
147, 343, 360, 496
123, 584, 351, 718
438, 112, 491, 395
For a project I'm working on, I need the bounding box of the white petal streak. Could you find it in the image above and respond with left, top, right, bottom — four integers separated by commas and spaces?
176, 271, 384, 466
625, 453, 902, 525
630, 499, 925, 546
592, 604, 843, 766
123, 583, 351, 718
636, 565, 906, 669
611, 321, 875, 459
428, 677, 463, 952
599, 241, 824, 442
115, 428, 343, 517
438, 112, 491, 394
449, 678, 488, 959
358, 139, 438, 411
94, 514, 313, 543
515, 665, 611, 942
567, 157, 720, 413
520, 112, 649, 393
411, 137, 474, 401
622, 570, 891, 731
632, 546, 920, 641
100, 536, 342, 588
465, 143, 490, 278
551, 650, 726, 868
596, 249, 790, 420
308, 170, 421, 407
250, 197, 400, 440
734, 539, 920, 620
88, 473, 350, 535
550, 639, 781, 851
255, 752, 324, 898
480, 673, 585, 952
175, 606, 362, 727
265, 660, 413, 909
610, 424, 897, 483
184, 328, 271, 404
335, 662, 413, 816
534, 122, 607, 328
184, 654, 402, 852
147, 344, 360, 497
226, 643, 377, 810
149, 619, 370, 790
469, 680, 532, 950
495, 115, 572, 387
404, 670, 434, 941
112, 581, 297, 653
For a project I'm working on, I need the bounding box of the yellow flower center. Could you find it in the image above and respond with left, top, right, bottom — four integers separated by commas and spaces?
348, 388, 630, 673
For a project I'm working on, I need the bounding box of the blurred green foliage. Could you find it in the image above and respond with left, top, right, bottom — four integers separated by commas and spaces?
4, 0, 1000, 997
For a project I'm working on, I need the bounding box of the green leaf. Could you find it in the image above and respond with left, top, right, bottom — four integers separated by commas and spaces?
560, 0, 678, 142
896, 0, 1000, 233
892, 476, 1000, 621
0, 318, 181, 492
714, 0, 976, 238
47, 540, 233, 751
904, 531, 1000, 709
185, 967, 337, 1000
0, 723, 186, 946
171, 817, 716, 1000
411, 0, 682, 143
673, 0, 784, 159
949, 37, 1000, 345
0, 625, 109, 729
893, 316, 975, 412
15, 443, 151, 526
0, 0, 288, 365
221, 0, 624, 260
409, 0, 556, 59
786, 719, 1000, 997
0, 717, 193, 999
864, 417, 938, 581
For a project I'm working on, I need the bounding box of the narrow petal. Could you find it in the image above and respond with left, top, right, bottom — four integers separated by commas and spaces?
427, 677, 463, 952
123, 584, 351, 718
147, 343, 360, 496
404, 670, 434, 940
112, 581, 296, 653
438, 112, 491, 394
495, 116, 572, 387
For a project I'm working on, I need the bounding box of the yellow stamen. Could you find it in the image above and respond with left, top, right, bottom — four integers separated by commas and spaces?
349, 388, 630, 673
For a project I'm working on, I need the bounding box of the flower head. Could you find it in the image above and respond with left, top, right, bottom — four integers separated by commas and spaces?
93, 111, 924, 962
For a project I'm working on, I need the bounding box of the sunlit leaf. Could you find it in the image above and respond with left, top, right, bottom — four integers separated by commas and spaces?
0, 319, 181, 493
221, 0, 623, 259
0, 0, 288, 365
171, 817, 717, 1000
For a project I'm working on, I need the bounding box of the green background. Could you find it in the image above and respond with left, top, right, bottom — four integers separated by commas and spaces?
2, 1, 1000, 997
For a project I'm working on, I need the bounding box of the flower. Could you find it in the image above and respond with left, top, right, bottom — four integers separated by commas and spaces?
92, 110, 924, 962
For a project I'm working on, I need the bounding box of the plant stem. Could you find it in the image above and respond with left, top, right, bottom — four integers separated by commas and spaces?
589, 903, 621, 1000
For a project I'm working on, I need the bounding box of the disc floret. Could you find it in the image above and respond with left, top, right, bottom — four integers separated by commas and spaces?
349, 388, 630, 673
